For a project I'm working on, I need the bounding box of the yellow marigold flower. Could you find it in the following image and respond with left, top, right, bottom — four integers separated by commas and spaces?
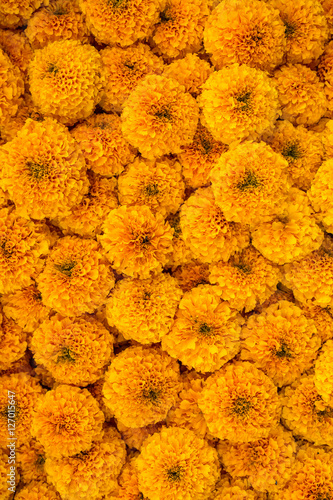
121, 74, 199, 160
308, 159, 333, 233
45, 427, 126, 500
162, 285, 243, 373
251, 188, 324, 265
241, 300, 321, 387
17, 439, 47, 483
37, 236, 115, 317
0, 313, 27, 371
1, 118, 88, 220
0, 48, 24, 126
197, 361, 281, 442
135, 426, 220, 500
163, 54, 213, 98
173, 261, 210, 292
71, 113, 136, 178
314, 339, 333, 406
178, 121, 228, 189
300, 300, 333, 344
103, 346, 181, 428
106, 273, 182, 344
108, 456, 144, 500
198, 63, 280, 145
0, 0, 47, 28
118, 156, 184, 217
31, 314, 114, 387
273, 64, 327, 126
204, 0, 286, 72
32, 384, 105, 458
264, 119, 324, 191
116, 420, 164, 450
180, 187, 250, 264
0, 448, 19, 499
26, 0, 90, 49
0, 29, 33, 76
29, 39, 105, 126
270, 0, 329, 64
0, 373, 45, 447
99, 205, 173, 279
210, 141, 290, 226
15, 480, 62, 500
100, 43, 164, 113
209, 246, 281, 313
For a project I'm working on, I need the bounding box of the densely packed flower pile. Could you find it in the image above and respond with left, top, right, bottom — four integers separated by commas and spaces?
1, 0, 333, 499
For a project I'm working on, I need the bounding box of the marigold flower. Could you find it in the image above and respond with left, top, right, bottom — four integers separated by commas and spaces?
17, 439, 47, 483
273, 64, 327, 126
308, 159, 333, 233
0, 29, 33, 76
241, 300, 321, 387
103, 346, 181, 428
0, 0, 47, 28
99, 205, 174, 279
106, 273, 182, 344
37, 236, 115, 317
32, 384, 105, 458
204, 0, 286, 72
15, 481, 62, 500
300, 301, 333, 343
71, 113, 136, 178
173, 261, 210, 292
121, 74, 199, 160
210, 141, 290, 226
321, 0, 333, 34
135, 426, 220, 500
0, 48, 24, 126
314, 339, 333, 406
163, 54, 213, 98
198, 63, 280, 145
116, 420, 164, 451
197, 361, 281, 442
180, 187, 250, 264
29, 39, 105, 126
0, 313, 27, 371
100, 43, 164, 113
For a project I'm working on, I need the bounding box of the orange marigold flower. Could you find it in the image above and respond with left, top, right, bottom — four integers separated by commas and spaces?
0, 0, 48, 29
116, 420, 164, 450
121, 74, 199, 160
45, 427, 126, 500
321, 0, 333, 35
204, 0, 286, 72
0, 313, 27, 371
0, 29, 33, 75
166, 211, 195, 268
162, 285, 243, 373
135, 426, 220, 500
173, 261, 210, 292
106, 273, 182, 344
299, 300, 333, 343
17, 439, 47, 483
100, 43, 164, 113
99, 205, 174, 279
180, 187, 250, 264
71, 113, 136, 178
241, 300, 321, 387
163, 54, 213, 98
308, 159, 333, 233
0, 48, 24, 126
32, 384, 105, 458
29, 39, 105, 126
210, 141, 290, 226
103, 346, 181, 428
273, 64, 327, 126
37, 236, 115, 317
26, 0, 90, 49
314, 339, 333, 406
270, 0, 329, 64
198, 63, 280, 144
15, 481, 61, 500
197, 361, 281, 442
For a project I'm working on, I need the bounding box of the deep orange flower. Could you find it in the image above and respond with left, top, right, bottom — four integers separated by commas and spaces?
0, 0, 47, 28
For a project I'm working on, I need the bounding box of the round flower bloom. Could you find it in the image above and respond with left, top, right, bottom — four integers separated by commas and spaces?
100, 43, 164, 113
118, 156, 185, 217
162, 285, 243, 373
0, 372, 45, 447
273, 64, 327, 126
116, 420, 164, 451
173, 261, 210, 292
178, 121, 228, 189
0, 313, 27, 371
106, 273, 182, 344
210, 141, 290, 226
300, 300, 333, 343
79, 0, 163, 47
280, 374, 333, 447
270, 0, 329, 64
308, 159, 333, 233
103, 346, 181, 428
251, 188, 324, 265
71, 113, 136, 177
166, 211, 195, 268
17, 439, 47, 483
135, 426, 220, 500
163, 54, 213, 98
241, 300, 321, 387
314, 339, 333, 405
209, 246, 282, 312
26, 0, 90, 49
45, 427, 126, 500
1, 118, 89, 220
264, 119, 324, 191
204, 0, 286, 72
217, 425, 296, 493
0, 0, 47, 28
0, 48, 24, 126
31, 314, 114, 387
108, 456, 144, 500
28, 39, 105, 126
180, 187, 250, 264
15, 481, 62, 500
0, 29, 33, 75
99, 205, 174, 279
198, 63, 280, 145
197, 361, 281, 442
37, 236, 115, 317
32, 384, 105, 458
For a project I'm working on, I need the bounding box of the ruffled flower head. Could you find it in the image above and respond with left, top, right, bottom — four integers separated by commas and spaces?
163, 54, 213, 98
308, 159, 333, 233
173, 261, 210, 292
300, 300, 333, 343
314, 339, 333, 406
17, 439, 47, 483
0, 48, 24, 126
198, 63, 280, 144
15, 481, 62, 500
0, 0, 47, 28
0, 29, 33, 75
0, 312, 27, 371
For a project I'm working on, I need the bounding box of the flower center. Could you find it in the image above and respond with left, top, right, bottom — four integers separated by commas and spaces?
232, 397, 252, 416
35, 455, 45, 468
53, 7, 67, 15
144, 183, 159, 196
284, 20, 297, 38
272, 341, 293, 359
168, 213, 181, 238
166, 465, 184, 482
237, 170, 262, 191
56, 346, 76, 364
142, 291, 151, 301
235, 91, 252, 111
33, 290, 43, 301
124, 61, 136, 70
142, 387, 161, 406
108, 0, 128, 8
200, 136, 212, 155
160, 5, 172, 23
26, 160, 49, 182
139, 235, 150, 246
282, 141, 302, 162
54, 260, 77, 277
233, 262, 251, 274
47, 63, 59, 75
154, 105, 172, 121
316, 406, 333, 420
198, 322, 213, 336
